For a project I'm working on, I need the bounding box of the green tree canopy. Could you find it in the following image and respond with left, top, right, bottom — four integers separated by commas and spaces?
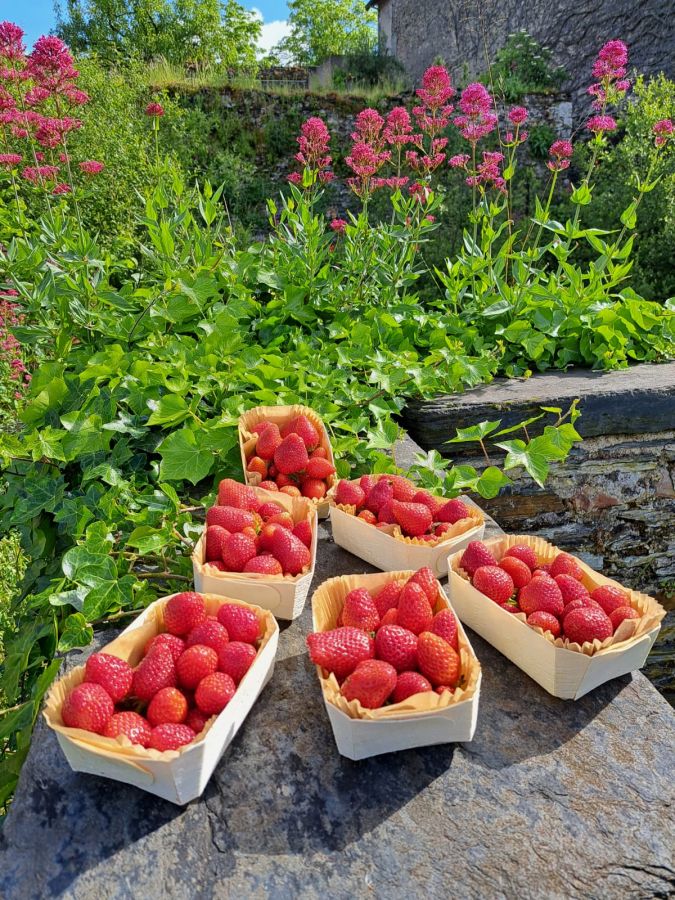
275, 0, 377, 66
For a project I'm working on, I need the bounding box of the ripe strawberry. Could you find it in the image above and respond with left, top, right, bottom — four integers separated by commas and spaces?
185, 707, 210, 734
609, 606, 639, 630
563, 607, 613, 645
563, 597, 590, 616
518, 577, 564, 618
275, 473, 295, 488
148, 723, 195, 752
375, 625, 417, 672
417, 632, 460, 687
377, 501, 396, 524
335, 480, 366, 508
269, 526, 311, 575
504, 545, 538, 571
373, 580, 404, 617
460, 541, 498, 577
247, 456, 268, 478
62, 682, 114, 733
206, 505, 255, 533
218, 641, 257, 683
366, 478, 394, 514
341, 659, 397, 709
306, 626, 374, 679
205, 525, 230, 562
206, 560, 226, 571
147, 687, 188, 727
391, 500, 433, 537
144, 632, 185, 663
534, 564, 552, 575
103, 711, 151, 747
397, 582, 433, 635
258, 501, 285, 519
266, 511, 294, 530
304, 457, 335, 479
281, 485, 302, 497
591, 585, 629, 615
434, 523, 452, 539
407, 566, 439, 605
555, 574, 590, 604
292, 520, 313, 548
473, 565, 515, 605
357, 509, 377, 525
217, 604, 260, 643
84, 653, 133, 703
412, 490, 443, 517
311, 447, 327, 459
390, 475, 417, 502
217, 479, 259, 511
256, 423, 282, 460
431, 608, 459, 651
301, 479, 326, 500
258, 522, 281, 552
186, 617, 230, 654
342, 588, 380, 631
392, 671, 432, 703
176, 645, 218, 690
435, 685, 455, 695
550, 552, 584, 580
251, 421, 272, 436
163, 591, 206, 636
221, 532, 257, 572
359, 474, 379, 496
501, 600, 521, 614
379, 608, 398, 626
259, 479, 278, 491
526, 611, 561, 637
274, 433, 309, 475
132, 645, 176, 702
195, 672, 236, 715
243, 555, 283, 576
437, 498, 470, 523
284, 414, 320, 451
499, 556, 532, 590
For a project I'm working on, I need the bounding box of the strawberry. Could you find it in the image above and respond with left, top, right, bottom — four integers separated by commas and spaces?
357, 509, 377, 525
258, 501, 285, 519
243, 555, 283, 575
163, 591, 206, 636
503, 544, 538, 571
185, 707, 210, 734
148, 723, 195, 752
534, 564, 552, 575
132, 645, 176, 702
258, 522, 281, 552
397, 582, 433, 635
379, 608, 398, 626
377, 501, 397, 524
283, 414, 320, 451
311, 447, 327, 459
186, 617, 230, 655
217, 604, 260, 643
306, 626, 375, 679
280, 485, 302, 497
342, 588, 380, 631
473, 565, 515, 605
390, 475, 417, 502
217, 479, 259, 511
341, 659, 397, 709
269, 526, 311, 575
305, 457, 335, 480
221, 532, 257, 572
147, 687, 188, 727
266, 511, 295, 530
144, 632, 185, 663
555, 574, 590, 604
434, 523, 452, 539
251, 421, 272, 436
609, 606, 640, 630
84, 653, 133, 703
218, 641, 257, 683
206, 560, 226, 571
247, 456, 268, 478
431, 608, 459, 651
103, 711, 151, 747
366, 478, 394, 514
292, 520, 313, 548
500, 600, 521, 614
499, 556, 532, 590
563, 607, 613, 645
195, 672, 236, 715
335, 480, 365, 507
435, 685, 455, 695
391, 500, 433, 537
359, 474, 379, 496
275, 473, 295, 488
526, 611, 561, 637
62, 682, 114, 733
550, 552, 584, 580
437, 498, 470, 523
518, 577, 564, 618
591, 585, 629, 615
392, 671, 432, 703
373, 580, 404, 617
460, 541, 498, 577
205, 525, 230, 562
259, 480, 279, 491
412, 490, 443, 517
206, 505, 255, 533
256, 423, 282, 460
407, 566, 439, 605
176, 645, 218, 690
301, 479, 326, 500
374, 625, 417, 672
274, 433, 309, 475
417, 632, 460, 687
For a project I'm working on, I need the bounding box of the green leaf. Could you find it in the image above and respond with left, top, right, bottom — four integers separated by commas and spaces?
446, 420, 501, 444
146, 394, 189, 426
157, 428, 214, 484
62, 547, 117, 589
475, 466, 511, 498
58, 613, 93, 652
570, 183, 592, 206
494, 439, 549, 487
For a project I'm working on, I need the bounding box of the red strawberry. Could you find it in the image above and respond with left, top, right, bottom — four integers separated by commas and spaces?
335, 480, 366, 507
292, 520, 313, 548
147, 687, 188, 727
205, 525, 230, 562
359, 474, 379, 496
206, 560, 226, 571
217, 479, 259, 511
247, 456, 268, 478
217, 604, 260, 643
375, 625, 417, 672
185, 707, 210, 734
437, 498, 470, 523
357, 509, 377, 525
435, 685, 455, 695
148, 723, 195, 752
390, 475, 417, 502
562, 597, 593, 616
460, 541, 498, 577
301, 479, 327, 500
84, 653, 133, 703
284, 414, 320, 451
397, 582, 433, 635
218, 641, 257, 683
275, 473, 295, 488
550, 552, 584, 580
373, 580, 404, 617
176, 645, 218, 690
431, 608, 459, 651
342, 588, 380, 631
256, 423, 282, 460
186, 617, 230, 654
412, 490, 443, 517
392, 671, 432, 703
259, 480, 278, 491
206, 505, 256, 533
266, 511, 294, 530
391, 500, 433, 537
500, 600, 521, 614
377, 501, 397, 524
499, 556, 532, 590
311, 447, 327, 459
341, 659, 397, 709
132, 645, 176, 702
305, 457, 335, 479
555, 574, 590, 604
62, 682, 113, 733
258, 501, 285, 519
609, 606, 639, 630
417, 632, 460, 687
274, 433, 309, 475
366, 478, 394, 514
221, 532, 257, 572
563, 607, 613, 645
526, 611, 561, 637
251, 421, 272, 436
144, 633, 185, 663
163, 591, 206, 636
243, 555, 283, 575
473, 565, 515, 605
280, 485, 302, 497
407, 567, 439, 605
258, 522, 281, 552
534, 564, 552, 575
504, 545, 538, 571
379, 608, 398, 627
269, 526, 311, 575
103, 711, 151, 746
591, 585, 629, 615
434, 523, 452, 539
306, 627, 374, 679
195, 672, 236, 715
518, 577, 564, 617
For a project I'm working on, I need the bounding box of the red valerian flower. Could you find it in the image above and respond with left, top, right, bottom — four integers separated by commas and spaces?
352, 108, 385, 145
416, 66, 455, 111
455, 83, 497, 143
0, 21, 25, 61
0, 152, 22, 166
587, 114, 617, 134
27, 36, 78, 86
547, 139, 573, 171
21, 164, 59, 182
508, 106, 528, 125
78, 159, 104, 175
652, 118, 673, 147
52, 182, 72, 194
591, 40, 628, 81
330, 218, 347, 233
466, 151, 506, 193
384, 106, 413, 145
449, 154, 470, 168
145, 102, 165, 117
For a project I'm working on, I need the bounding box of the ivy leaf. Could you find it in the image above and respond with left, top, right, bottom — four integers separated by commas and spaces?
494, 439, 549, 487
146, 394, 189, 426
49, 587, 88, 610
476, 466, 512, 498
157, 428, 214, 484
58, 613, 94, 652
127, 525, 173, 555
62, 546, 117, 589
446, 420, 501, 443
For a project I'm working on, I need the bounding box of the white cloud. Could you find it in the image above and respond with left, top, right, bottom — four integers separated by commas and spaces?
250, 8, 290, 54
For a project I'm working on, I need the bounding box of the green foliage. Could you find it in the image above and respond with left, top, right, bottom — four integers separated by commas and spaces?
331, 51, 407, 92
485, 30, 567, 100
0, 533, 27, 674
527, 124, 557, 160
277, 0, 377, 66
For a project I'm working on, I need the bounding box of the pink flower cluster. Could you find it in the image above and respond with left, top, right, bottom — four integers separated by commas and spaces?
0, 292, 30, 398
145, 102, 165, 117
586, 114, 617, 135
466, 151, 506, 193
288, 116, 334, 186
454, 83, 497, 143
547, 139, 574, 172
588, 40, 630, 110
653, 118, 673, 148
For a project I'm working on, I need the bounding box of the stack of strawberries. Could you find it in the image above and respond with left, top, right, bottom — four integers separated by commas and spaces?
307, 567, 463, 709
60, 592, 264, 751
459, 540, 641, 646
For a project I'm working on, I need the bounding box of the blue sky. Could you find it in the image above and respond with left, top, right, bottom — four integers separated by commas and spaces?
8, 2, 291, 51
